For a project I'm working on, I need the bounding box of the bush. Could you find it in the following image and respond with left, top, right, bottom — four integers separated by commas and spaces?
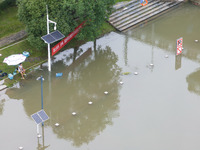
0, 0, 16, 12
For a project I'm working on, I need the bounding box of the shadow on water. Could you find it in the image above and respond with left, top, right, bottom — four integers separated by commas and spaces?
7, 44, 122, 147
186, 69, 200, 96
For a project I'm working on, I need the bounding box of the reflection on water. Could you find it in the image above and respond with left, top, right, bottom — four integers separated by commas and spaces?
186, 69, 200, 95
2, 2, 200, 150
7, 45, 121, 147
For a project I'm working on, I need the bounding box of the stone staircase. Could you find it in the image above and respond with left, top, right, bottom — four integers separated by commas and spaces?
109, 0, 183, 32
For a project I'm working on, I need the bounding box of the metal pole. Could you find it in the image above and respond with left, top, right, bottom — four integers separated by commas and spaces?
41, 75, 44, 126
37, 124, 39, 135
46, 5, 51, 72
41, 75, 43, 110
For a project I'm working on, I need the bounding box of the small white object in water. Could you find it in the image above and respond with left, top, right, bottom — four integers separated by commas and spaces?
72, 112, 76, 116
19, 147, 23, 150
88, 101, 93, 105
120, 81, 124, 85
149, 63, 154, 66
195, 40, 199, 43
0, 54, 2, 56
55, 123, 60, 127
134, 72, 138, 75
104, 91, 109, 95
37, 134, 42, 138
165, 55, 169, 58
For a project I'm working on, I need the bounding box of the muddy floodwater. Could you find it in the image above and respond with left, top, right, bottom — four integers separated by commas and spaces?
1, 3, 200, 150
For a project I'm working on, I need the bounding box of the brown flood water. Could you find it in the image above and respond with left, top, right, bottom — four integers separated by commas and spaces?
1, 3, 200, 150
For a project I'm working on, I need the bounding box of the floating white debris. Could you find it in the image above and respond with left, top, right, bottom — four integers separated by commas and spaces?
0, 54, 2, 56
165, 55, 169, 58
55, 123, 60, 127
72, 112, 76, 116
149, 63, 154, 66
134, 72, 138, 75
120, 81, 124, 85
37, 134, 42, 138
88, 101, 93, 105
104, 91, 109, 95
19, 147, 23, 150
195, 40, 199, 43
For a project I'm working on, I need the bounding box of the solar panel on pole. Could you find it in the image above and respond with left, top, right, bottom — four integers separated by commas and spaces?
41, 34, 56, 44
38, 110, 49, 122
31, 113, 43, 124
41, 30, 64, 44
50, 30, 64, 40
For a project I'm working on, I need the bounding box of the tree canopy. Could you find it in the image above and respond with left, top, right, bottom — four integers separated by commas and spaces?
17, 0, 115, 49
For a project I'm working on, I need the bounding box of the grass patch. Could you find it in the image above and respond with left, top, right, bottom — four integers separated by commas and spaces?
0, 40, 47, 86
0, 6, 25, 39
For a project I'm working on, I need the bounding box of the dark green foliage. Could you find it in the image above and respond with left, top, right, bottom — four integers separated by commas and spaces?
17, 0, 115, 50
0, 0, 16, 12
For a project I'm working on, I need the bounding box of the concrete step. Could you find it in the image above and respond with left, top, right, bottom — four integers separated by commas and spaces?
115, 2, 170, 28
111, 0, 138, 17
109, 0, 156, 22
109, 0, 183, 32
110, 1, 143, 21
119, 2, 181, 31
111, 1, 162, 25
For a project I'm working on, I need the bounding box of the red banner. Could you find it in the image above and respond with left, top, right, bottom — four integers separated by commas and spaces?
52, 21, 85, 56
176, 37, 183, 55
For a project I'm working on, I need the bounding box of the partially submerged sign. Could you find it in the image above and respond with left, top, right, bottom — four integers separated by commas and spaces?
176, 37, 183, 55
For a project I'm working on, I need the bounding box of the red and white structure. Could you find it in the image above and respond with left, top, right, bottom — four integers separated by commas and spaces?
176, 37, 183, 55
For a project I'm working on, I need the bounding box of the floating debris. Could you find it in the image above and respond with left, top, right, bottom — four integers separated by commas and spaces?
0, 54, 2, 56
88, 101, 93, 105
165, 55, 169, 58
72, 112, 76, 116
123, 72, 131, 75
149, 63, 154, 66
56, 73, 63, 77
55, 123, 60, 127
37, 134, 42, 138
134, 72, 138, 75
19, 147, 23, 150
120, 81, 124, 85
195, 40, 199, 43
104, 91, 109, 95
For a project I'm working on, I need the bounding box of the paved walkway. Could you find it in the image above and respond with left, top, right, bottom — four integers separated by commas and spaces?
0, 30, 27, 48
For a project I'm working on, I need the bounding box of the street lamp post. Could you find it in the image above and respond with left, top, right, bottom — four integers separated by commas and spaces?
36, 76, 45, 126
46, 5, 57, 72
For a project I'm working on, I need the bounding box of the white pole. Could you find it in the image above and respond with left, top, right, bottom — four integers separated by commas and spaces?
46, 5, 51, 72
37, 124, 39, 135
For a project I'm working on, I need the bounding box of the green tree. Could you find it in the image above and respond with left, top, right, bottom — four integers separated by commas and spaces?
17, 0, 115, 50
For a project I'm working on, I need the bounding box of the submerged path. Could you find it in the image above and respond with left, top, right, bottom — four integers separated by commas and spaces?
109, 0, 184, 32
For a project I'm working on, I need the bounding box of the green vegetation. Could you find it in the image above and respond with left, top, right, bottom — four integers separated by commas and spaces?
0, 1, 118, 86
17, 0, 115, 50
0, 6, 25, 39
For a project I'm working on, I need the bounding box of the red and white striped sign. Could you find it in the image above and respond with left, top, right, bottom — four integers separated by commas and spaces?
52, 21, 85, 56
176, 37, 183, 55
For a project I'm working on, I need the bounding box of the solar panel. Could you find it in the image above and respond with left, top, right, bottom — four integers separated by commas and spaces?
38, 110, 49, 121
50, 30, 64, 41
31, 113, 43, 124
41, 30, 64, 44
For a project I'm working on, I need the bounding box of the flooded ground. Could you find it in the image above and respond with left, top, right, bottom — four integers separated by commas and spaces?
1, 3, 200, 150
